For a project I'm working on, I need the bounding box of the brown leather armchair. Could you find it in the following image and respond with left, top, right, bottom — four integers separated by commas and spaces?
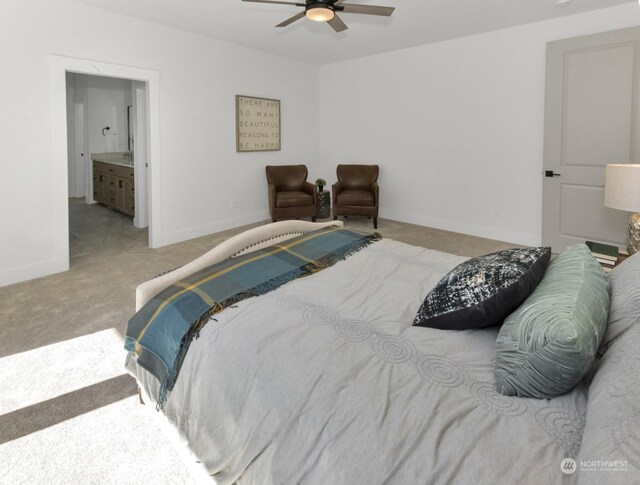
266, 165, 317, 222
332, 164, 379, 229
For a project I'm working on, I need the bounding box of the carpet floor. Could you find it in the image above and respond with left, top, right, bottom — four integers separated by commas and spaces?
0, 329, 210, 484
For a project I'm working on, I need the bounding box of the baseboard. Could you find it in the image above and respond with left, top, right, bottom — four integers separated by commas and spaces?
0, 256, 69, 288
155, 211, 271, 248
381, 209, 541, 247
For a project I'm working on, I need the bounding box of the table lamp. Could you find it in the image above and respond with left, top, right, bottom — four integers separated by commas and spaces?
604, 164, 640, 255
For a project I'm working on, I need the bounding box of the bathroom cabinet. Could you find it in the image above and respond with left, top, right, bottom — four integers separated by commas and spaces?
93, 161, 135, 217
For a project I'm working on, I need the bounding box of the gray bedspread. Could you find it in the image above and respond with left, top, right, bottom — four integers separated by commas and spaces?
127, 240, 593, 484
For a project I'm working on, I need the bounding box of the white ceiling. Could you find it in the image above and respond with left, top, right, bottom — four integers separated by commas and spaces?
72, 0, 634, 64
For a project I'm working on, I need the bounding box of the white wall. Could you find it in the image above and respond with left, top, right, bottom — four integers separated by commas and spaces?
3, 0, 640, 287
84, 74, 132, 155
0, 0, 318, 287
318, 3, 640, 246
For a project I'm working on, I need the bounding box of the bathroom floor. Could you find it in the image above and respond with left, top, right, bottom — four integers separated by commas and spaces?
68, 198, 148, 267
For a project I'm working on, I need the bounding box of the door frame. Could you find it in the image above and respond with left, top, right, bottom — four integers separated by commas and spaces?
51, 55, 162, 275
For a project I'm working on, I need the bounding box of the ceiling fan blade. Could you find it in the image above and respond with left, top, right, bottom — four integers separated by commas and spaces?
242, 0, 305, 6
339, 4, 395, 16
276, 11, 305, 27
327, 13, 348, 33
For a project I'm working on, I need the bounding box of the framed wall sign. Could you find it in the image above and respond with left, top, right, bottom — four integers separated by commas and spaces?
236, 95, 281, 152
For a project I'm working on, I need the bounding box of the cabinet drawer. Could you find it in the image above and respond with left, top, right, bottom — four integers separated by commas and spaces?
93, 161, 111, 174
112, 165, 134, 179
93, 161, 134, 180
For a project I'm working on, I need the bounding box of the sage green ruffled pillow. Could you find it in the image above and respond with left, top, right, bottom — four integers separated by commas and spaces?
495, 244, 610, 399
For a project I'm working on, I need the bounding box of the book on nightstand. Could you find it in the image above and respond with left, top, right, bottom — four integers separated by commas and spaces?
594, 256, 615, 267
585, 241, 619, 263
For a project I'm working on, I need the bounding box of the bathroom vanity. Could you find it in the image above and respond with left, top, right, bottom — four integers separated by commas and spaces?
92, 153, 135, 217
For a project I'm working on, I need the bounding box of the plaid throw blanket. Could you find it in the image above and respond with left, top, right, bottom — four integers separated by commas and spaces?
125, 227, 381, 406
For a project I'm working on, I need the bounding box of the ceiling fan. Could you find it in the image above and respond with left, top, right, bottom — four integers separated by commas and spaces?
242, 0, 395, 33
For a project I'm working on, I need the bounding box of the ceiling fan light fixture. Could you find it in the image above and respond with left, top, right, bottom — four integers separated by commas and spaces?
306, 6, 335, 22
247, 0, 395, 32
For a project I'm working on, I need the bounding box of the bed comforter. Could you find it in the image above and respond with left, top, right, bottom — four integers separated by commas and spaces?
128, 239, 595, 484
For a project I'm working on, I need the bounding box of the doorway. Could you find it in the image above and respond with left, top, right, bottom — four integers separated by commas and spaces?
51, 56, 161, 277
66, 73, 150, 262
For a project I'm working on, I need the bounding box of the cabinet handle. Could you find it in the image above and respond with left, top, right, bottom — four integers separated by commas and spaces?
99, 175, 104, 182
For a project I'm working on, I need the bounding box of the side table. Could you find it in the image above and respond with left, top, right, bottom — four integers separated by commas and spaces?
616, 253, 629, 267
317, 191, 331, 219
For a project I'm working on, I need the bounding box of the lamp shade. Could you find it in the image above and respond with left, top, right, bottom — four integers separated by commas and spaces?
604, 164, 640, 212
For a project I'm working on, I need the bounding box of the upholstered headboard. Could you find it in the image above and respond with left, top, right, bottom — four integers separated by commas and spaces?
135, 220, 344, 311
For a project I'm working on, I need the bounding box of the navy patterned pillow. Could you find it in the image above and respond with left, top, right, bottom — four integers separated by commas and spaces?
414, 247, 551, 330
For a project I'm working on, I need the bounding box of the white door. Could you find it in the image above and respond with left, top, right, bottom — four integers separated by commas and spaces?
132, 81, 148, 229
66, 75, 76, 198
73, 100, 87, 199
542, 27, 640, 253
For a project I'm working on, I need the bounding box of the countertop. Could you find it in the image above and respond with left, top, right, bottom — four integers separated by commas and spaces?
91, 152, 134, 168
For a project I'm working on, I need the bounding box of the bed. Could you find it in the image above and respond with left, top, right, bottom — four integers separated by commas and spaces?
125, 221, 640, 484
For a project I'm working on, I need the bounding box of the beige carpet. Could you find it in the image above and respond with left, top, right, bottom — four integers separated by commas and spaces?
0, 201, 517, 358
0, 329, 210, 484
0, 199, 518, 483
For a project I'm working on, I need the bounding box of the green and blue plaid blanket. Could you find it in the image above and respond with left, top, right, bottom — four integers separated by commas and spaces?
125, 227, 381, 406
